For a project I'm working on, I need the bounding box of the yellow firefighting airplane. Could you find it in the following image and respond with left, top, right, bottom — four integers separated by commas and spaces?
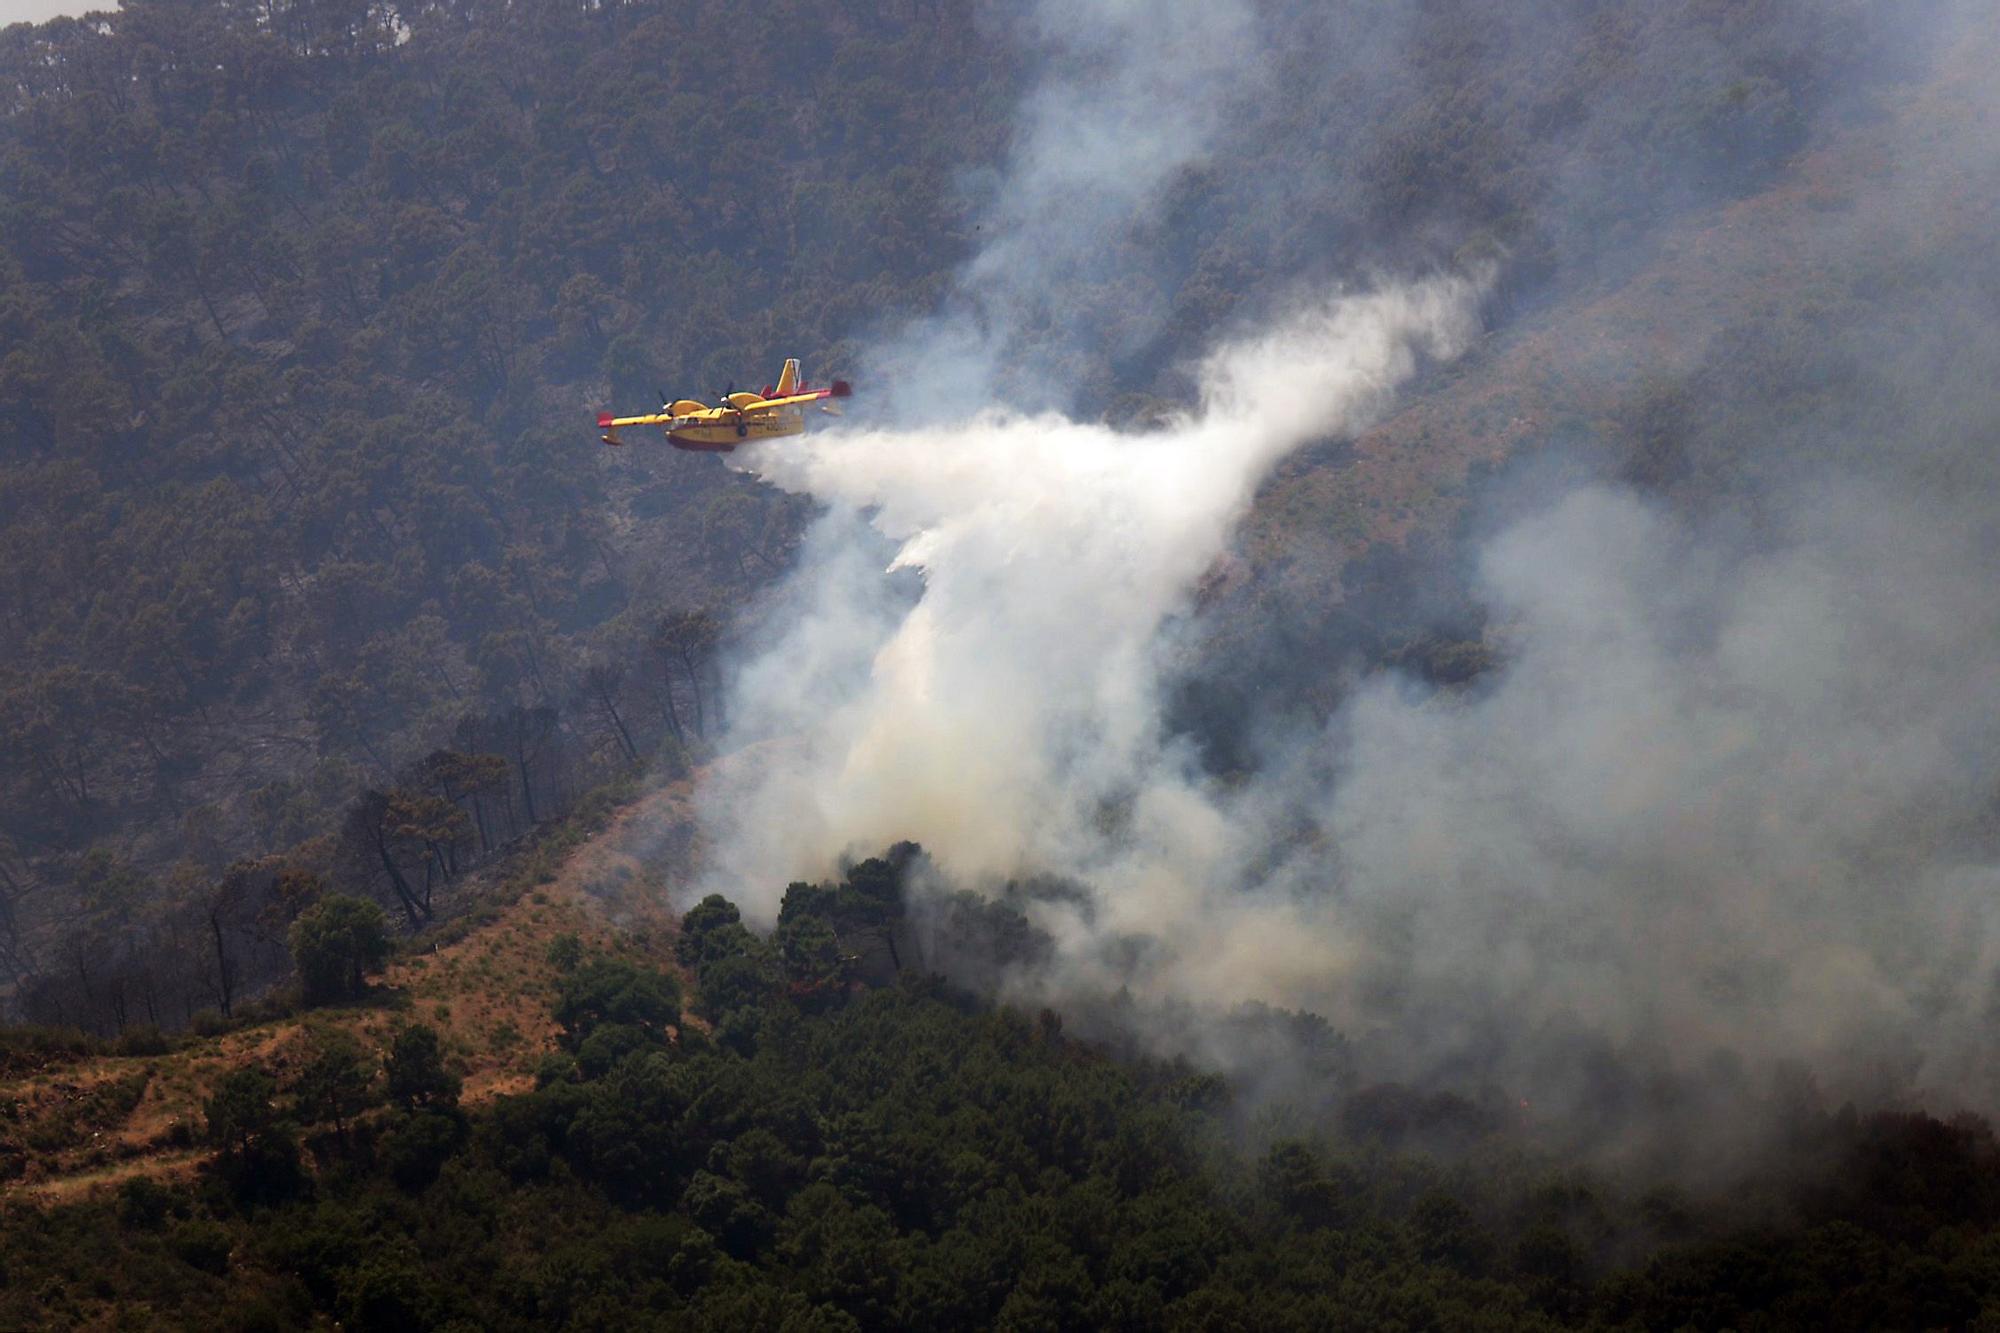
597, 359, 851, 453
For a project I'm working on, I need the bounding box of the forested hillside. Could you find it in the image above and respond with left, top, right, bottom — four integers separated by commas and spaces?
1, 0, 1025, 1020
6, 0, 2000, 1325
0, 0, 1921, 1031
1189, 11, 2000, 750
9, 846, 2000, 1330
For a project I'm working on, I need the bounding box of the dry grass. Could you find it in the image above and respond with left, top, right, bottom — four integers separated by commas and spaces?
0, 775, 706, 1204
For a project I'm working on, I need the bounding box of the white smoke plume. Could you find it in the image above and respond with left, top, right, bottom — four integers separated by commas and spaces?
701, 273, 1486, 939
696, 0, 1490, 944
681, 0, 2000, 1159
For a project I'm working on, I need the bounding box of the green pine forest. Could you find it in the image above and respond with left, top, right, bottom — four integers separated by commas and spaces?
0, 0, 1914, 1025
6, 0, 2000, 1327
12, 846, 2000, 1330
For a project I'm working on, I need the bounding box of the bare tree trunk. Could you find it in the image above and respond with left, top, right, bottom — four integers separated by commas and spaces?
470, 793, 492, 855
679, 649, 706, 738
373, 833, 430, 926
516, 745, 538, 825
603, 694, 637, 763
660, 678, 686, 746
209, 909, 235, 1018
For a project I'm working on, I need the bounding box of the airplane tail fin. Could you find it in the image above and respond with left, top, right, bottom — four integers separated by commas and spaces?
774, 358, 800, 397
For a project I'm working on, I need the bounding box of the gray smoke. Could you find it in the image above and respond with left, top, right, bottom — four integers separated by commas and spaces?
701, 273, 1487, 919
689, 0, 2000, 1157
864, 0, 1270, 418
1317, 476, 2000, 1114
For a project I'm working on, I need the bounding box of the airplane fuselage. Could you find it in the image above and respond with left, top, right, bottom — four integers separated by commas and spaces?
598, 361, 848, 452
665, 403, 807, 452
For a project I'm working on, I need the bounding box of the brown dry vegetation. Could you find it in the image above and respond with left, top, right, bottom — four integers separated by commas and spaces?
0, 773, 706, 1204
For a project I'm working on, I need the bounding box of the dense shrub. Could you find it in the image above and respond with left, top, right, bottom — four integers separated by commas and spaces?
289, 896, 392, 1006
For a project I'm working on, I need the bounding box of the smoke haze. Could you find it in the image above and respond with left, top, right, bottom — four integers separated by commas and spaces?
864, 0, 1271, 417
702, 272, 1485, 916
689, 0, 2000, 1155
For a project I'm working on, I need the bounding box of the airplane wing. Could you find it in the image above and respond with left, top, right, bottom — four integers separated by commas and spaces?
747, 380, 853, 411
599, 410, 675, 429
598, 408, 682, 446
